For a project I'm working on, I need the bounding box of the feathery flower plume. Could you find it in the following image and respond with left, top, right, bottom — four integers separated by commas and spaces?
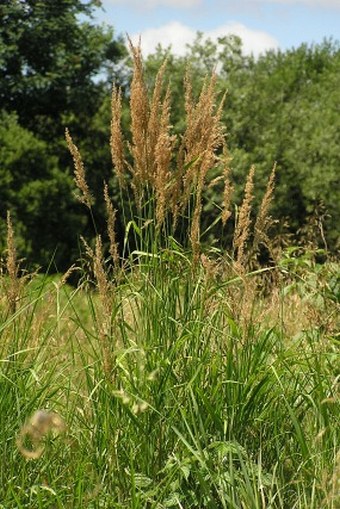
180, 72, 226, 258
110, 86, 125, 188
127, 36, 149, 204
154, 85, 176, 228
104, 182, 119, 267
94, 235, 111, 314
253, 163, 276, 251
233, 165, 256, 270
221, 147, 233, 226
6, 211, 18, 282
148, 57, 169, 181
6, 211, 19, 313
65, 127, 93, 208
81, 235, 113, 376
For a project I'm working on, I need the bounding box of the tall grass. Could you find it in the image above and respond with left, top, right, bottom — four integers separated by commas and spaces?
0, 41, 339, 508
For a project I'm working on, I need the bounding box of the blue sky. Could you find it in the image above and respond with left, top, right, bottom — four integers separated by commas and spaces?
94, 0, 340, 58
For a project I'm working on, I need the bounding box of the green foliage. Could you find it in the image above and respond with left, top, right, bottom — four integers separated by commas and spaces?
0, 0, 126, 270
0, 0, 123, 138
0, 255, 338, 507
0, 112, 84, 268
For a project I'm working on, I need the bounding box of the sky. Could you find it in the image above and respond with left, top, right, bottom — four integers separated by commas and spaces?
94, 0, 340, 58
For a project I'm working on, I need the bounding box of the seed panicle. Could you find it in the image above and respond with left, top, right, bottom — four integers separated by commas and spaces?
65, 127, 93, 208
6, 211, 20, 313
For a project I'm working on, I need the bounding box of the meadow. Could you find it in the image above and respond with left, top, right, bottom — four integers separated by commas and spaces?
0, 42, 339, 508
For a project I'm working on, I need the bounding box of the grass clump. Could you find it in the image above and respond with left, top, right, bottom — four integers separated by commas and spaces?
0, 41, 338, 508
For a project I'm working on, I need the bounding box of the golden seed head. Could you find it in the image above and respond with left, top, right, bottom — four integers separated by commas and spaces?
65, 127, 93, 208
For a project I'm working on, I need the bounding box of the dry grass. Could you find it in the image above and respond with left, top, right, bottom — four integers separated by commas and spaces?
65, 127, 93, 208
253, 162, 276, 253
104, 182, 119, 268
233, 164, 256, 272
5, 211, 20, 313
110, 85, 125, 188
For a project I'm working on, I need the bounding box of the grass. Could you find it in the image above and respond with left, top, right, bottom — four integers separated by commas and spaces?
0, 41, 339, 508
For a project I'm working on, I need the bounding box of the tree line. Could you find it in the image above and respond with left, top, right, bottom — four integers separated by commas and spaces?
1, 0, 339, 271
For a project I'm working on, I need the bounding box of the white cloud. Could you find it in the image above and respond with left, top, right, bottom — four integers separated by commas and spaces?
130, 22, 196, 56
130, 21, 279, 58
106, 0, 202, 7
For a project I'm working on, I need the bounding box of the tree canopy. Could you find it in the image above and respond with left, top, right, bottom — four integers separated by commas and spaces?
0, 0, 126, 269
0, 0, 123, 136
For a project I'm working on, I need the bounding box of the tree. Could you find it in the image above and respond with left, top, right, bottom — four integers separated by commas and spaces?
0, 0, 124, 138
0, 111, 85, 268
0, 0, 126, 270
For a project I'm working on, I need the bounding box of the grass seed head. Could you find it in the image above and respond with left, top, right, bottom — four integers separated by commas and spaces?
221, 147, 233, 226
253, 162, 277, 253
104, 182, 120, 268
65, 128, 93, 208
233, 165, 256, 271
128, 36, 149, 204
6, 211, 20, 313
94, 235, 112, 314
110, 86, 126, 188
